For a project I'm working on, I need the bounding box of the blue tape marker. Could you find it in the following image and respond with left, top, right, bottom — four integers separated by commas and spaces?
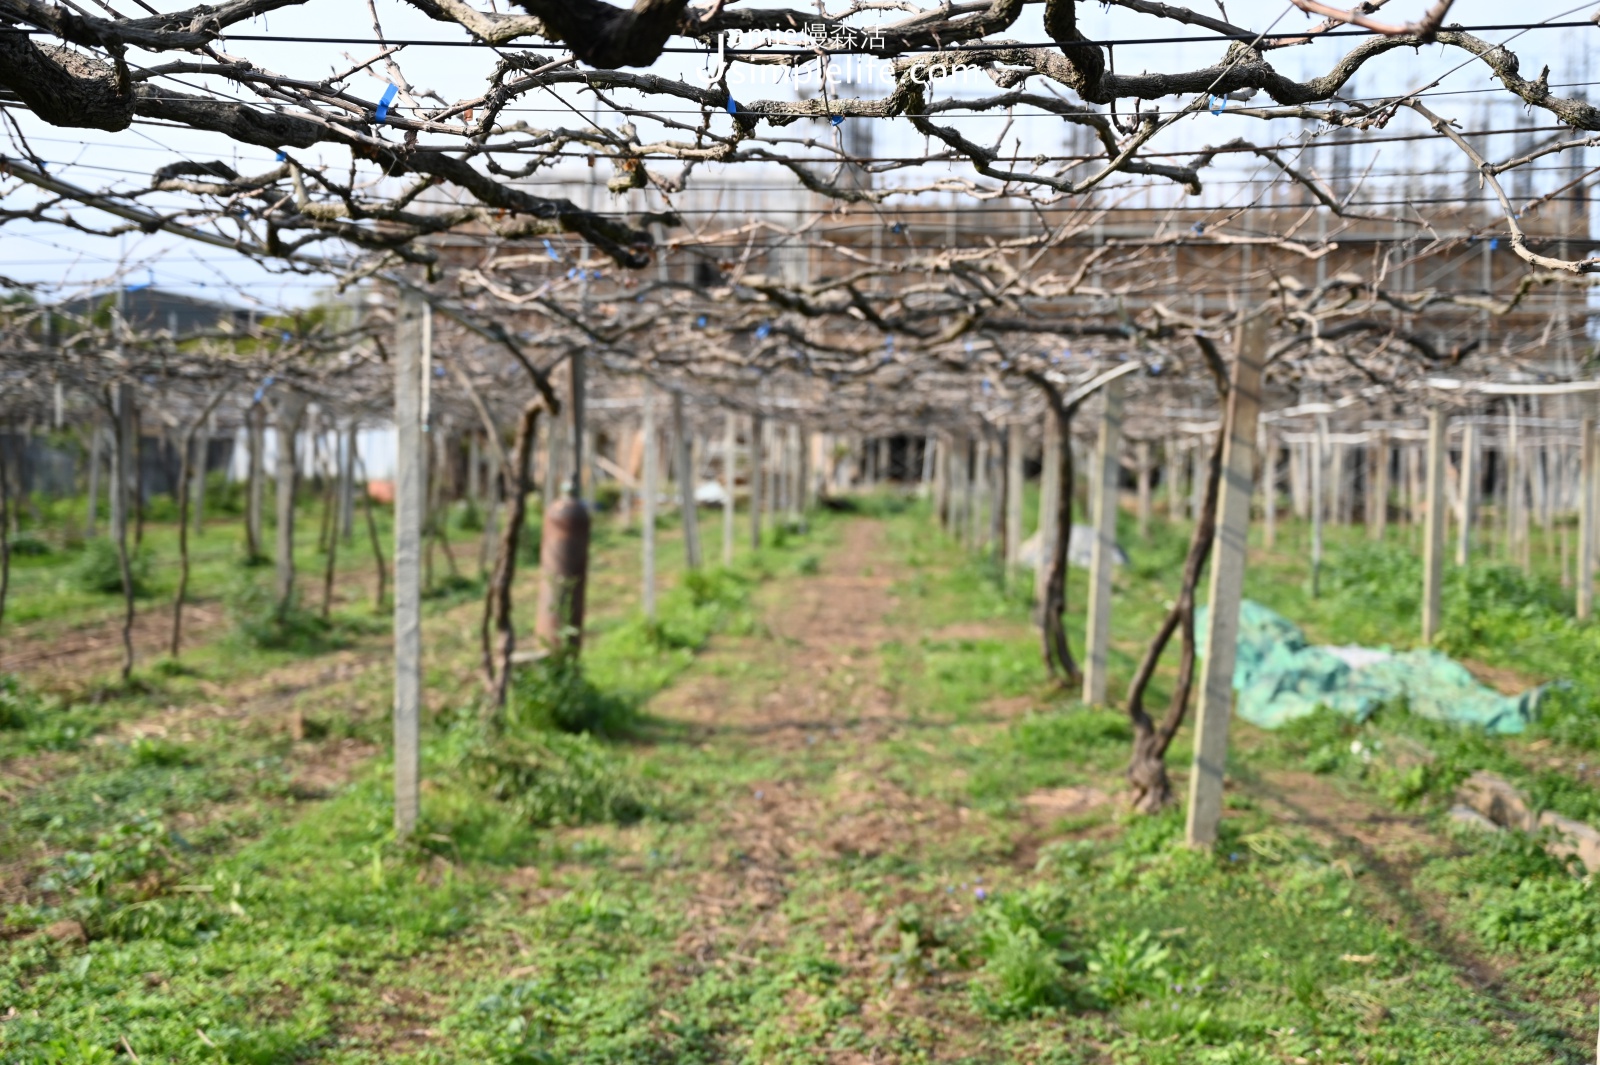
375, 83, 398, 123
253, 387, 264, 403
567, 267, 579, 279
1489, 237, 1500, 251
275, 151, 287, 162
830, 115, 844, 127
1208, 94, 1224, 115
891, 222, 905, 234
1192, 222, 1205, 234
755, 322, 771, 339
696, 315, 708, 328
543, 238, 560, 261
725, 97, 739, 116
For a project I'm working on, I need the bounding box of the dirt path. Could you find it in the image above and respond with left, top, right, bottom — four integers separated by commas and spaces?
641, 520, 1003, 1059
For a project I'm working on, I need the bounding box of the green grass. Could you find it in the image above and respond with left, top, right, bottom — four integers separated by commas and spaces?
2, 490, 1599, 1062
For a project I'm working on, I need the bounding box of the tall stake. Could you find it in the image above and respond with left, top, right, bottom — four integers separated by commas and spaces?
1310, 415, 1326, 596
641, 385, 659, 621
1135, 440, 1152, 541
749, 413, 765, 550
392, 293, 425, 838
723, 411, 737, 565
86, 425, 102, 538
1577, 414, 1595, 621
1185, 315, 1265, 848
245, 402, 264, 560
673, 391, 701, 569
272, 393, 306, 615
1083, 378, 1125, 706
1457, 422, 1478, 566
1006, 423, 1025, 579
1034, 417, 1060, 617
1421, 408, 1449, 644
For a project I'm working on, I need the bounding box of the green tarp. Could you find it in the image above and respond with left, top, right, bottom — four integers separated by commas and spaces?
1196, 600, 1543, 734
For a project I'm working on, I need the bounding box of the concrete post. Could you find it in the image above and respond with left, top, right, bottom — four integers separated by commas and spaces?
1035, 417, 1060, 616
1311, 415, 1326, 596
391, 291, 425, 838
1457, 422, 1478, 566
1422, 408, 1449, 644
1135, 440, 1152, 541
749, 413, 764, 550
673, 391, 701, 569
1578, 415, 1595, 621
1083, 378, 1125, 706
1006, 423, 1024, 576
723, 411, 737, 565
1185, 314, 1265, 849
642, 386, 658, 621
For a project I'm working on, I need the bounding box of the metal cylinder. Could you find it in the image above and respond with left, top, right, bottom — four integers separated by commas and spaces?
535, 486, 591, 654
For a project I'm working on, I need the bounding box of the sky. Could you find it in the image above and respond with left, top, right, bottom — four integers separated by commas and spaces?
2, 0, 1595, 311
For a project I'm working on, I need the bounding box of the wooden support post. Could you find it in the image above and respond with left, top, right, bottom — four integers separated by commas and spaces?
1082, 378, 1125, 706
1422, 408, 1449, 644
1035, 418, 1060, 615
673, 391, 702, 569
1185, 315, 1265, 849
1007, 425, 1024, 572
642, 386, 659, 621
391, 292, 425, 839
1135, 441, 1152, 540
1457, 422, 1477, 566
749, 413, 764, 550
723, 412, 737, 565
1578, 415, 1596, 621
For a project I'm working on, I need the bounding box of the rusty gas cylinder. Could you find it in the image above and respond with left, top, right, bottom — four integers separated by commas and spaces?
535, 482, 591, 653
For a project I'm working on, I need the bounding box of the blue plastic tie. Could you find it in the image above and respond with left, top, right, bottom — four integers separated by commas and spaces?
1489, 238, 1500, 251
1208, 94, 1225, 115
830, 115, 844, 126
375, 83, 399, 123
1192, 222, 1205, 234
725, 97, 739, 116
755, 322, 771, 339
275, 151, 287, 162
543, 239, 560, 261
891, 222, 905, 234
696, 315, 708, 327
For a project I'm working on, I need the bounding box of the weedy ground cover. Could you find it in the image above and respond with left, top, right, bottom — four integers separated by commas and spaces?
1, 496, 1597, 1062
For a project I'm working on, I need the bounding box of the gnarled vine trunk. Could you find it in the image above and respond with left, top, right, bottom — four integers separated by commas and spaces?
1123, 416, 1227, 812
1040, 400, 1080, 686
482, 398, 543, 707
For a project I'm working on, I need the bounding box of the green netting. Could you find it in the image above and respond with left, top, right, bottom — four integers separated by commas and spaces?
1196, 600, 1543, 734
